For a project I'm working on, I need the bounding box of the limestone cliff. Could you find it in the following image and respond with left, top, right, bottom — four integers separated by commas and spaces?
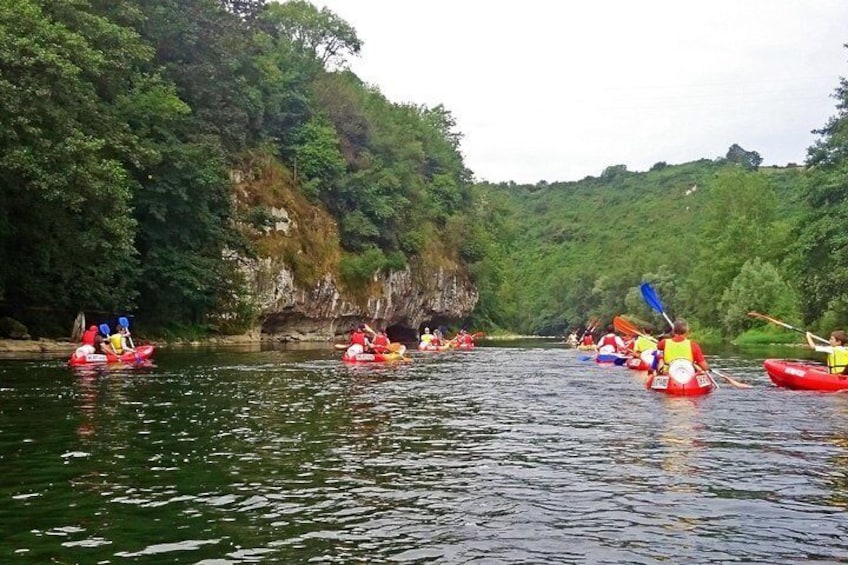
232, 155, 478, 341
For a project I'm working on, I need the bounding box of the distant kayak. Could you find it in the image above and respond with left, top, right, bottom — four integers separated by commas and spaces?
418, 343, 451, 352
342, 351, 406, 363
69, 344, 155, 366
763, 359, 848, 392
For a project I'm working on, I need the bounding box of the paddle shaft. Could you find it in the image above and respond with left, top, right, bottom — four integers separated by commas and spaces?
709, 369, 752, 389
747, 312, 829, 344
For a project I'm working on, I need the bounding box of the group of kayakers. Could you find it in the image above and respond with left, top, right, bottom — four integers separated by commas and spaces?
570, 317, 848, 378
75, 323, 135, 359
344, 323, 477, 358
570, 319, 710, 378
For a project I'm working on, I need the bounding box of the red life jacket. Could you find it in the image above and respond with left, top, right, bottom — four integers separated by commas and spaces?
372, 334, 389, 352
350, 331, 366, 346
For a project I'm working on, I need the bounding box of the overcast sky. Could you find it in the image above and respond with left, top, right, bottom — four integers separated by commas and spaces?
313, 0, 848, 184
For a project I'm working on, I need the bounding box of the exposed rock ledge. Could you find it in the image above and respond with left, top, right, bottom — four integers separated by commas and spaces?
247, 258, 479, 343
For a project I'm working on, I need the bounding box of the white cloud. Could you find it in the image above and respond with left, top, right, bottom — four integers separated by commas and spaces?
312, 0, 848, 183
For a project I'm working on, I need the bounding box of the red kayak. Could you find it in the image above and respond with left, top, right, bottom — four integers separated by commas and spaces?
342, 351, 406, 363
69, 344, 155, 366
763, 359, 848, 392
645, 361, 715, 396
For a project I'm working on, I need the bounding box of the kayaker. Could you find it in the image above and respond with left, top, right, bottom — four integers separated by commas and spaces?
456, 329, 474, 347
653, 319, 709, 375
580, 332, 595, 347
431, 329, 443, 347
81, 325, 98, 346
806, 330, 848, 374
630, 327, 656, 358
420, 327, 433, 345
109, 325, 135, 355
347, 324, 372, 356
371, 328, 390, 353
565, 331, 578, 346
94, 331, 116, 356
598, 326, 625, 354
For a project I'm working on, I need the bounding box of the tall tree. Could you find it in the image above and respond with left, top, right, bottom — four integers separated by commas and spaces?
794, 67, 848, 325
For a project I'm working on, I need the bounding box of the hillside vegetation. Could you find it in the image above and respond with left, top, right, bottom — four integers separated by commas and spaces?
467, 156, 815, 337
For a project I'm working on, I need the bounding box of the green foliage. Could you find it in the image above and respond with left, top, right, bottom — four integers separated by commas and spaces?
469, 160, 805, 335
719, 258, 799, 335
339, 247, 388, 288
724, 143, 763, 169
793, 70, 848, 327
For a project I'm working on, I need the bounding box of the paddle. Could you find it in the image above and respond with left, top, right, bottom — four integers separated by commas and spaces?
639, 283, 749, 390
99, 323, 110, 337
747, 311, 829, 344
118, 316, 135, 349
578, 316, 599, 345
639, 283, 673, 328
709, 368, 752, 389
613, 316, 657, 343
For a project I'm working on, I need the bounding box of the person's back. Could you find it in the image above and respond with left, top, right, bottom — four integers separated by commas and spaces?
655, 319, 709, 373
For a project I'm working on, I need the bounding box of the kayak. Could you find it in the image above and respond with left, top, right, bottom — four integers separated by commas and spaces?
454, 343, 475, 350
418, 343, 451, 352
596, 353, 628, 365
625, 357, 650, 370
626, 349, 657, 371
763, 359, 848, 392
645, 369, 715, 396
69, 344, 155, 366
342, 351, 406, 363
577, 344, 596, 351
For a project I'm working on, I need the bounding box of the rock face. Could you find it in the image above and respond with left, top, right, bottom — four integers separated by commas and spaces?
246, 257, 478, 342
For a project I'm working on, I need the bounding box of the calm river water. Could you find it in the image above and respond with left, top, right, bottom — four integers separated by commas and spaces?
0, 341, 846, 564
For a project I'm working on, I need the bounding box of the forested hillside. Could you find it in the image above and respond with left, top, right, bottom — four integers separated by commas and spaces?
0, 0, 478, 336
467, 145, 845, 338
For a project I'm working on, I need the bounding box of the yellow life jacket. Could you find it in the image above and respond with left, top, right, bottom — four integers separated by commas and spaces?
634, 336, 654, 354
663, 337, 693, 364
109, 333, 123, 354
828, 346, 848, 374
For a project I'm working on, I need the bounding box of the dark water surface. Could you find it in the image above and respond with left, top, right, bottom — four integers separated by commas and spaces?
1, 341, 847, 564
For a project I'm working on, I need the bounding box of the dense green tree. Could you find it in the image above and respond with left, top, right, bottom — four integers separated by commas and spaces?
725, 143, 763, 169
0, 0, 153, 327
794, 70, 848, 326
719, 258, 798, 334
259, 0, 361, 70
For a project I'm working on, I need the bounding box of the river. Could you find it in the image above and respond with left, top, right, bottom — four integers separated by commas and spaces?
0, 341, 846, 564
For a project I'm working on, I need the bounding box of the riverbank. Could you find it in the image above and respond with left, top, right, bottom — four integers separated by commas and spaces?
0, 334, 263, 356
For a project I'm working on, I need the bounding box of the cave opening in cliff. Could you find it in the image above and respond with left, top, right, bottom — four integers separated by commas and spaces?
386, 323, 417, 343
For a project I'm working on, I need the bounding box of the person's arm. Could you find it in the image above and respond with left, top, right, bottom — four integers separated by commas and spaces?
806, 331, 817, 349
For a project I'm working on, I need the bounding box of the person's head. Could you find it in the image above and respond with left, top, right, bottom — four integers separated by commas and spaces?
424, 327, 430, 334
607, 325, 614, 333
831, 330, 846, 346
88, 325, 97, 331
460, 329, 467, 334
357, 323, 366, 332
672, 319, 689, 336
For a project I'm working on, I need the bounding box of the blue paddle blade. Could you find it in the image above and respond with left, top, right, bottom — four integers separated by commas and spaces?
640, 282, 665, 314
99, 323, 110, 336
579, 355, 594, 361
119, 316, 130, 328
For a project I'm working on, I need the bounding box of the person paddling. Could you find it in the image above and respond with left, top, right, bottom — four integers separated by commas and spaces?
346, 324, 372, 356
653, 319, 709, 375
806, 330, 848, 374
597, 325, 625, 354
371, 328, 391, 354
